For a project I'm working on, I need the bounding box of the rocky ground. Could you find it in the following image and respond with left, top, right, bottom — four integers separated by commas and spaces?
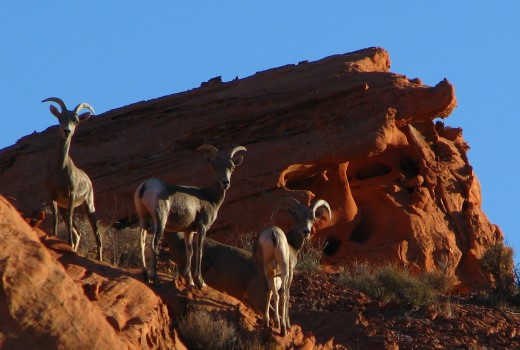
289, 272, 519, 349
154, 246, 520, 349
1, 195, 518, 349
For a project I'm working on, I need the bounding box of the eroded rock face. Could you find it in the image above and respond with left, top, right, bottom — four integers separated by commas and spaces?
0, 47, 501, 287
0, 196, 175, 349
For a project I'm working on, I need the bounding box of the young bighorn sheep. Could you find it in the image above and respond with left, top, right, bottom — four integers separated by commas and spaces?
134, 144, 247, 288
255, 197, 332, 336
42, 97, 103, 261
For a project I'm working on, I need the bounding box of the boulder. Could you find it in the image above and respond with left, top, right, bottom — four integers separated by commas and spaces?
0, 196, 176, 349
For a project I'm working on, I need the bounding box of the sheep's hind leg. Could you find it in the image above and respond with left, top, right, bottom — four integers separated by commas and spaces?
194, 225, 207, 288
84, 199, 103, 261
263, 288, 272, 329
139, 228, 150, 283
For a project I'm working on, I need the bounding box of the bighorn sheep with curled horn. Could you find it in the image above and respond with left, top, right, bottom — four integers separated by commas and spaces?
134, 144, 247, 288
42, 97, 103, 260
254, 197, 332, 336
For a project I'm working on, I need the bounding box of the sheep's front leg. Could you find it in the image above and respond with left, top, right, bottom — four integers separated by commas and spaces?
150, 213, 167, 287
194, 225, 207, 288
183, 232, 195, 287
66, 196, 80, 251
51, 201, 59, 237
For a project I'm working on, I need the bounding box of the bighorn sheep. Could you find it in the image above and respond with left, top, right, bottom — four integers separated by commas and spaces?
164, 232, 269, 312
42, 97, 103, 261
254, 197, 332, 335
134, 145, 247, 288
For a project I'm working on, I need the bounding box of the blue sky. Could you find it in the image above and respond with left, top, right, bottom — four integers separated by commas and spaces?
1, 2, 518, 263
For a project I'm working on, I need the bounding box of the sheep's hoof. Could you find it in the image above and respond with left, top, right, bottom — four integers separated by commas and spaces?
185, 279, 196, 288
196, 278, 207, 289
142, 270, 151, 283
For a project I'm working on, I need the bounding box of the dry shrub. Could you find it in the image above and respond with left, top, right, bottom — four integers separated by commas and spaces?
296, 238, 325, 274
105, 227, 142, 268
233, 231, 257, 253
177, 310, 241, 350
340, 262, 455, 310
59, 215, 142, 268
480, 242, 520, 307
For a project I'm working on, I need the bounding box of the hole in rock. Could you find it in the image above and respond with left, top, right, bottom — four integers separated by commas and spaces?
282, 164, 332, 193
353, 162, 391, 180
323, 237, 341, 256
285, 174, 322, 192
399, 158, 420, 178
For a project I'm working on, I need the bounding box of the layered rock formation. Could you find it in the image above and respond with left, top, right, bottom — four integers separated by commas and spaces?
0, 47, 502, 286
0, 196, 176, 349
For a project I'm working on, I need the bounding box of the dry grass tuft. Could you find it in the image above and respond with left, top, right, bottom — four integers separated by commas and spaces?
177, 310, 241, 350
233, 231, 257, 253
339, 262, 455, 310
296, 238, 325, 274
55, 215, 142, 268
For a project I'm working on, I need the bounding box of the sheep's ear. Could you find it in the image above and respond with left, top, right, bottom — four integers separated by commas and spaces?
232, 155, 244, 167
49, 105, 61, 118
78, 112, 92, 122
205, 155, 215, 166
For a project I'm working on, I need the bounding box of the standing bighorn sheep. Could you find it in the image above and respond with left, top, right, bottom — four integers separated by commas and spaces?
254, 197, 332, 336
134, 144, 247, 288
42, 97, 103, 261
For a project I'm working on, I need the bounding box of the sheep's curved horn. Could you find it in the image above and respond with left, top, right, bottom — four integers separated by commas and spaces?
42, 97, 67, 112
310, 199, 332, 221
271, 197, 304, 221
230, 145, 247, 158
74, 102, 95, 115
197, 144, 219, 157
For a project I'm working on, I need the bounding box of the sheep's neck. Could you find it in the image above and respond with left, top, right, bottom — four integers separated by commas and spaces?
54, 136, 72, 169
204, 181, 226, 208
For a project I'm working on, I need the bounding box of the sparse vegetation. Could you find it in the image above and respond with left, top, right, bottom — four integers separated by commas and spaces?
177, 310, 241, 350
233, 231, 257, 253
295, 238, 325, 274
339, 262, 455, 310
480, 242, 520, 308
56, 214, 142, 268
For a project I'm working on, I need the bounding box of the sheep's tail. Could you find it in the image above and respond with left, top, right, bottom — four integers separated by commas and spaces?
270, 227, 279, 247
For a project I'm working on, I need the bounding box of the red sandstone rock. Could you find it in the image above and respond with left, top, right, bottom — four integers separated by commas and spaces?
0, 196, 134, 349
0, 194, 518, 349
0, 196, 177, 349
0, 47, 501, 288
